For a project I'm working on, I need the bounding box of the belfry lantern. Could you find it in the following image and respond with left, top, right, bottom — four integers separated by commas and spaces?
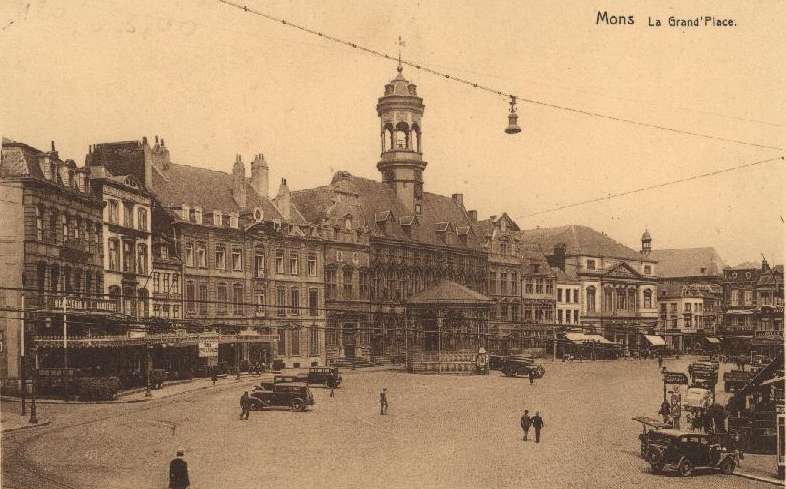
505, 96, 522, 135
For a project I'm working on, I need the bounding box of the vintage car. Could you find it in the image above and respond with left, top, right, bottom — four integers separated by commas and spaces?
501, 354, 545, 378
633, 416, 673, 457
303, 367, 342, 387
249, 382, 314, 412
646, 430, 738, 476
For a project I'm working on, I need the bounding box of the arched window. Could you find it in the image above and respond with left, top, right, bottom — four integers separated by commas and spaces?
394, 122, 409, 150
35, 206, 44, 241
138, 288, 149, 317
643, 289, 653, 309
411, 124, 421, 152
383, 125, 394, 152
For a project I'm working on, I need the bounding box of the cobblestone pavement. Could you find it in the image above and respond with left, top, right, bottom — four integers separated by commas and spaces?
1, 358, 777, 489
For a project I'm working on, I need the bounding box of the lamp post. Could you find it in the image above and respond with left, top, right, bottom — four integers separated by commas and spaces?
63, 296, 69, 402
20, 294, 26, 416
236, 334, 241, 380
145, 342, 152, 397
29, 345, 38, 424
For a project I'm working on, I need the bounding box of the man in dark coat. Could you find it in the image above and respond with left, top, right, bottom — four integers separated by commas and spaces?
240, 391, 251, 420
528, 370, 535, 385
380, 388, 388, 415
520, 410, 532, 441
531, 411, 545, 443
658, 400, 671, 424
169, 449, 190, 489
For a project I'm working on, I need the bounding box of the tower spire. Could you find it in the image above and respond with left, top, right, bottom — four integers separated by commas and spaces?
397, 35, 405, 72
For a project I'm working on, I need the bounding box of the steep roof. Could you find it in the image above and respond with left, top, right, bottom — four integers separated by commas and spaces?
649, 248, 727, 278
0, 141, 46, 178
519, 225, 653, 262
151, 162, 282, 220
407, 280, 491, 304
291, 172, 482, 249
729, 261, 759, 270
553, 267, 579, 284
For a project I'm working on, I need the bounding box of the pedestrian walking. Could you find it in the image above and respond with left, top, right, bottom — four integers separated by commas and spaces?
658, 399, 671, 425
671, 400, 682, 429
240, 391, 251, 420
169, 448, 190, 489
211, 370, 217, 386
531, 411, 544, 443
528, 369, 535, 385
380, 388, 388, 415
520, 410, 532, 441
328, 378, 335, 398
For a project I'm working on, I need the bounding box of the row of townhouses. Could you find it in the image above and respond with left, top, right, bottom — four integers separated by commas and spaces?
1, 65, 782, 386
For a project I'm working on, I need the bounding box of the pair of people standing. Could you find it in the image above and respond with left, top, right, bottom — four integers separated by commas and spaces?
520, 410, 545, 443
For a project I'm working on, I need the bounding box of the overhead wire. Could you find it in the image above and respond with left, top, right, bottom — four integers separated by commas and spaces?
217, 0, 783, 151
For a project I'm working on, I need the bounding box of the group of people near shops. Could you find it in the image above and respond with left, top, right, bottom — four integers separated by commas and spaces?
657, 385, 728, 434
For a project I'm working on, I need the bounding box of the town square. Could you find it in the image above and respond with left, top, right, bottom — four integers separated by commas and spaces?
1, 1, 784, 488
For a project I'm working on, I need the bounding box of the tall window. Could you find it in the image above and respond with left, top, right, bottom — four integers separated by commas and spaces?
35, 206, 44, 241
171, 275, 179, 294
557, 289, 563, 302
525, 279, 533, 294
291, 329, 300, 356
109, 200, 119, 224
137, 208, 147, 232
307, 254, 317, 277
343, 269, 353, 299
108, 239, 119, 271
326, 269, 337, 300
124, 203, 134, 228
535, 279, 543, 294
185, 282, 195, 313
586, 287, 596, 313
309, 288, 319, 316
275, 250, 285, 274
278, 329, 286, 356
644, 289, 653, 309
586, 259, 596, 271
289, 253, 299, 275
233, 284, 244, 315
196, 242, 206, 268
310, 326, 319, 356
185, 242, 194, 267
163, 273, 170, 293
617, 290, 626, 311
573, 310, 579, 323
511, 272, 517, 294
152, 273, 160, 293
199, 284, 208, 314
500, 273, 508, 295
123, 241, 133, 272
255, 251, 265, 277
546, 280, 553, 294
217, 284, 228, 314
215, 244, 226, 270
276, 287, 286, 316
359, 271, 369, 299
232, 247, 243, 271
136, 244, 147, 274
256, 291, 266, 316
488, 272, 497, 294
290, 288, 300, 316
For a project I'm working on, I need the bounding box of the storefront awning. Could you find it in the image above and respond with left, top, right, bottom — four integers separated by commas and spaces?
643, 335, 666, 346
760, 376, 784, 387
705, 337, 721, 344
564, 332, 613, 344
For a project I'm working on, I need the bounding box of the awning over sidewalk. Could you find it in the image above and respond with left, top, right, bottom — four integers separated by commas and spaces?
643, 335, 666, 347
704, 337, 721, 344
565, 332, 613, 344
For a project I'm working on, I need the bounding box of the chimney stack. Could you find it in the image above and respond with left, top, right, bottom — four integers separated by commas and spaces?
468, 210, 478, 222
232, 154, 247, 209
251, 153, 269, 199
451, 193, 464, 208
274, 177, 291, 220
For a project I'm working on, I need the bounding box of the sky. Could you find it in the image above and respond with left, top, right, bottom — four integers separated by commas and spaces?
1, 0, 784, 266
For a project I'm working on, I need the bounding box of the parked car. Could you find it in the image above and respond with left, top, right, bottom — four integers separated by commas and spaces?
646, 430, 738, 476
501, 355, 545, 378
249, 383, 314, 412
303, 367, 342, 387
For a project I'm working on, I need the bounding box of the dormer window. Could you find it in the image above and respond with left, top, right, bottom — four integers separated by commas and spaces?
229, 213, 239, 229
193, 207, 203, 225
213, 211, 223, 227
344, 216, 352, 231
415, 203, 422, 215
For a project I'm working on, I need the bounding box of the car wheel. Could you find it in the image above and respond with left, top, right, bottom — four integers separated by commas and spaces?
290, 398, 304, 411
678, 458, 694, 477
720, 458, 736, 475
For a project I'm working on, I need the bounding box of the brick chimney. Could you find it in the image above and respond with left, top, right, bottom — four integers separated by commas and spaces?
467, 210, 478, 222
251, 153, 269, 199
451, 193, 464, 208
274, 178, 291, 220
232, 154, 247, 209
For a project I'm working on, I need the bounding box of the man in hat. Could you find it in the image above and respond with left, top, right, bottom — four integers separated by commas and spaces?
380, 388, 388, 415
531, 411, 545, 443
240, 391, 251, 420
520, 410, 532, 441
169, 448, 190, 489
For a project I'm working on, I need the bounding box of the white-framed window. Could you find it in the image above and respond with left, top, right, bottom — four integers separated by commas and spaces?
307, 254, 317, 277
289, 254, 299, 275
215, 244, 226, 270
256, 291, 266, 316
137, 207, 148, 232
194, 207, 203, 225
213, 211, 223, 227
275, 250, 285, 274
255, 251, 265, 278
185, 242, 194, 267
586, 259, 596, 271
232, 247, 243, 271
196, 242, 206, 268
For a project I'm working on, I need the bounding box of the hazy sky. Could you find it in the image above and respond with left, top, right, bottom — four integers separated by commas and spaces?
2, 0, 784, 265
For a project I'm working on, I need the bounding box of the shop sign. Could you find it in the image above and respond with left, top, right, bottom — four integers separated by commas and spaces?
198, 336, 219, 358
663, 372, 688, 385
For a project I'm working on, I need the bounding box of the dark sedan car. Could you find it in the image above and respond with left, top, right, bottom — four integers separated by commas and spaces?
249, 383, 314, 412
646, 429, 738, 476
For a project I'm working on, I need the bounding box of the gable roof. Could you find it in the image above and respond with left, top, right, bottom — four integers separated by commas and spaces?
407, 280, 492, 304
649, 248, 727, 278
599, 261, 646, 280
475, 213, 521, 237
519, 225, 654, 262
291, 172, 482, 249
151, 162, 282, 220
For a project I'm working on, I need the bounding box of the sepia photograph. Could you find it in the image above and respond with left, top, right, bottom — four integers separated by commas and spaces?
0, 1, 784, 488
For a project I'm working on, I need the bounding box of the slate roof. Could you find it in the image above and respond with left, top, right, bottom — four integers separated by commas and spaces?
291, 172, 481, 249
151, 162, 283, 221
729, 261, 759, 270
0, 141, 45, 178
407, 280, 491, 304
553, 267, 579, 284
519, 225, 654, 262
648, 248, 727, 278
